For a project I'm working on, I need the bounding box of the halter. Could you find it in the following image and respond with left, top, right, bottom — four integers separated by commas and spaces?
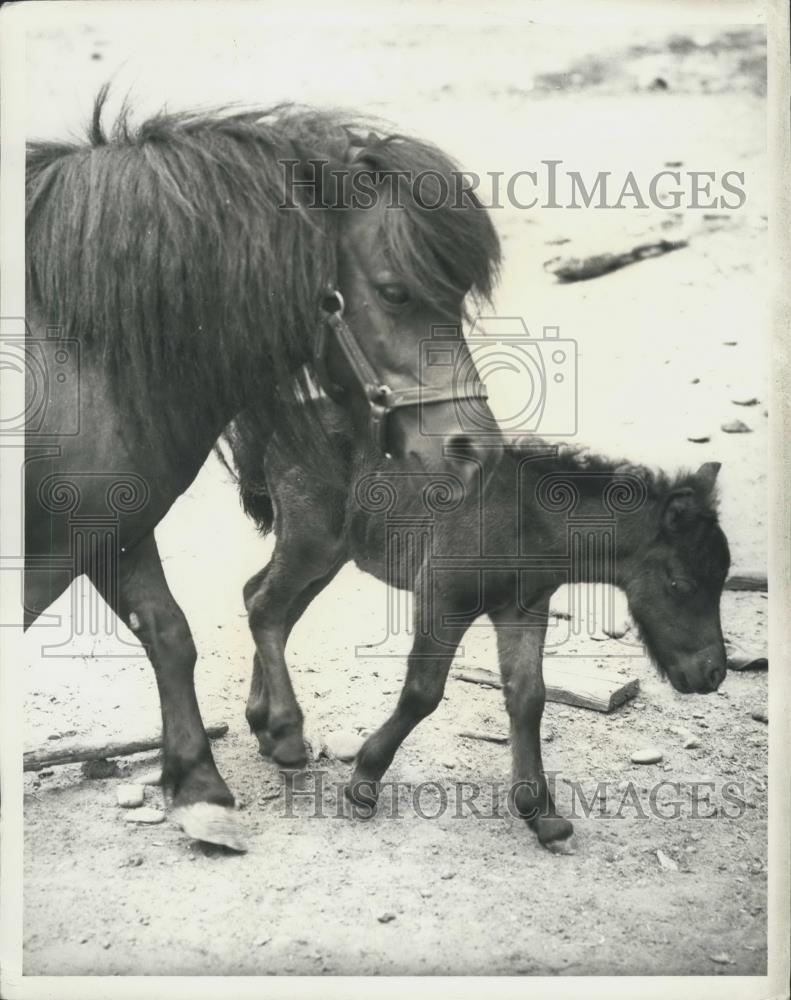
314, 289, 489, 457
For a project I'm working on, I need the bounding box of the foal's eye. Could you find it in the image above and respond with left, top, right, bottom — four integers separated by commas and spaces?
669, 577, 696, 597
376, 283, 411, 308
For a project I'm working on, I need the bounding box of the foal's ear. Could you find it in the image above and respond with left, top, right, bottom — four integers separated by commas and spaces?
696, 462, 721, 494
662, 488, 697, 534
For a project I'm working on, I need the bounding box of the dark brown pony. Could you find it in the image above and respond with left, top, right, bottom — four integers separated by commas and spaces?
23, 91, 502, 849
235, 401, 730, 851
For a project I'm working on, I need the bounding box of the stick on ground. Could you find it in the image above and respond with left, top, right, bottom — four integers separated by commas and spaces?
24, 723, 229, 772
454, 665, 639, 713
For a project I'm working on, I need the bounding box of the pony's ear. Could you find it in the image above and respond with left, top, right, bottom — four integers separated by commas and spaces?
662, 488, 696, 534
696, 461, 721, 494
345, 132, 381, 168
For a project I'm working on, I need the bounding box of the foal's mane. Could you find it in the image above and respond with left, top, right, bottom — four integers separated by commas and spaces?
26, 88, 500, 465
505, 439, 720, 515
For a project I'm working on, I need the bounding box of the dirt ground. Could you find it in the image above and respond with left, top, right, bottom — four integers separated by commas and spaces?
21, 9, 768, 978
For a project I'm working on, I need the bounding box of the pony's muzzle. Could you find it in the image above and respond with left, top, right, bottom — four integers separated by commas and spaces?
669, 645, 727, 694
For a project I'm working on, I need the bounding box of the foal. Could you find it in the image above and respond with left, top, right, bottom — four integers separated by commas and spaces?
239, 403, 730, 850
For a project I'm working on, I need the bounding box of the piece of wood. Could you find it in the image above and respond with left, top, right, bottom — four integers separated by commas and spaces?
457, 729, 509, 744
724, 570, 767, 592
24, 722, 229, 772
544, 239, 687, 283
455, 664, 639, 713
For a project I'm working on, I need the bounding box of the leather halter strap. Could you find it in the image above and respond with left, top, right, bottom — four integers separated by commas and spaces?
314, 290, 488, 456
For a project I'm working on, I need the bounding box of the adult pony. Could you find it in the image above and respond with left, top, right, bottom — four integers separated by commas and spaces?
24, 90, 502, 849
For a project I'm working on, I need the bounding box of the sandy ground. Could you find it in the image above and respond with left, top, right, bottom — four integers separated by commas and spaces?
21, 9, 768, 978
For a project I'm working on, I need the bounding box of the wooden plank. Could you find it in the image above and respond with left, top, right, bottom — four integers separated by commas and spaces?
724, 570, 767, 592
454, 665, 639, 713
23, 722, 229, 772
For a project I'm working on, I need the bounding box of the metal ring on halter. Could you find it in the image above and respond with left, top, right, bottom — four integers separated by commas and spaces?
326, 289, 345, 317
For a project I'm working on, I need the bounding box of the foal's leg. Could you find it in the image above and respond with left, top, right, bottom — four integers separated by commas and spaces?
95, 532, 245, 851
245, 548, 344, 768
346, 583, 466, 810
491, 600, 574, 851
245, 564, 342, 765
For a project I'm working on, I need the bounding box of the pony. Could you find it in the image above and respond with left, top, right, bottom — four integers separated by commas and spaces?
235, 400, 730, 851
23, 90, 503, 850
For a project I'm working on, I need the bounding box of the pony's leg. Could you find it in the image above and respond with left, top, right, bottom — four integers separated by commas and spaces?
346, 585, 466, 810
96, 532, 245, 851
245, 553, 343, 768
491, 601, 575, 852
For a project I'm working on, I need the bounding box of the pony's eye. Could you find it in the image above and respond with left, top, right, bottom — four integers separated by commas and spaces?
376, 283, 410, 308
669, 577, 696, 597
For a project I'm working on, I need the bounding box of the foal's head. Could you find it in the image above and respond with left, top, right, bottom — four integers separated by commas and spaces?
620, 462, 730, 694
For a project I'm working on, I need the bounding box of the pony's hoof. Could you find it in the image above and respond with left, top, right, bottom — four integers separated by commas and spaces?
272, 734, 308, 769
172, 803, 248, 853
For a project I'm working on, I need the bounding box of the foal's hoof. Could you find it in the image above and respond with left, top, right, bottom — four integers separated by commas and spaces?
544, 834, 578, 855
254, 731, 275, 758
272, 734, 308, 769
344, 778, 379, 817
532, 815, 576, 853
172, 803, 248, 853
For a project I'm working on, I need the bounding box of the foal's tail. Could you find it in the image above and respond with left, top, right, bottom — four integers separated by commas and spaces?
214, 418, 276, 536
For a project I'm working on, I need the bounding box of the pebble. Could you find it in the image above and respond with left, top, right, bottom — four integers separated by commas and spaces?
631, 747, 664, 765
692, 712, 705, 719
655, 849, 678, 872
255, 936, 271, 947
322, 731, 364, 762
709, 952, 732, 965
137, 768, 163, 786
116, 784, 145, 808
721, 419, 751, 433
124, 807, 165, 824
683, 737, 701, 750
120, 855, 144, 868
632, 702, 646, 710
377, 912, 396, 924
440, 872, 456, 880
731, 395, 758, 406
420, 889, 433, 899
686, 432, 711, 443
751, 710, 768, 724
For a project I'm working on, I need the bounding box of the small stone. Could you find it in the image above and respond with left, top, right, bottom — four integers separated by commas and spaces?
690, 831, 702, 842
255, 936, 271, 947
731, 395, 758, 406
124, 807, 165, 824
686, 432, 711, 443
82, 758, 120, 779
378, 912, 396, 924
709, 952, 732, 965
440, 871, 456, 880
120, 855, 144, 868
751, 710, 768, 724
102, 940, 112, 950
633, 701, 646, 710
683, 737, 701, 750
721, 419, 751, 433
420, 889, 433, 898
692, 712, 705, 719
137, 768, 163, 786
655, 849, 678, 871
722, 341, 738, 346
116, 784, 145, 808
322, 731, 364, 762
631, 747, 664, 765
